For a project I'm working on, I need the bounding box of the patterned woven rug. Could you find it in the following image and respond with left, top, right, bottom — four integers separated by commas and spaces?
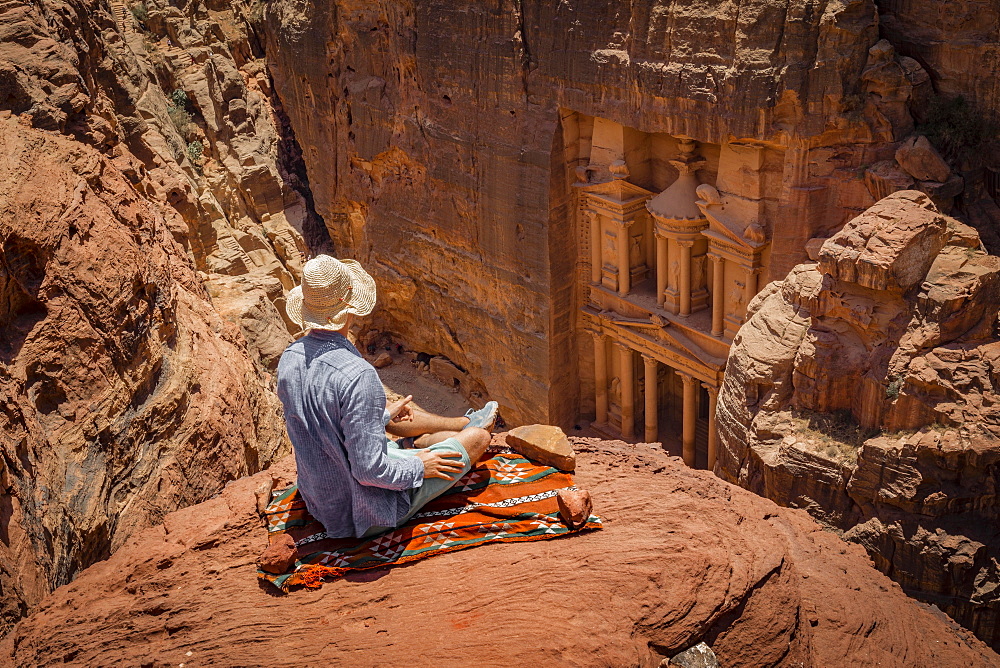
258, 450, 602, 591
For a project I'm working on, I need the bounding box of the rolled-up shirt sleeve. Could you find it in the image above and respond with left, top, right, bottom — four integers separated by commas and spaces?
340, 368, 423, 490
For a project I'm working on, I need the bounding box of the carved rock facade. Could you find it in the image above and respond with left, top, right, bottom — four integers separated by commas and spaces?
264, 0, 912, 440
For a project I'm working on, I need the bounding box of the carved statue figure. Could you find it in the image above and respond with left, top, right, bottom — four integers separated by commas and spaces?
609, 377, 621, 405
696, 183, 723, 207
603, 229, 615, 260
744, 222, 766, 244
609, 159, 630, 180
629, 234, 642, 268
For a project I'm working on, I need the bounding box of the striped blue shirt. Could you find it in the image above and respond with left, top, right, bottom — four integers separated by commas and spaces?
276, 330, 424, 537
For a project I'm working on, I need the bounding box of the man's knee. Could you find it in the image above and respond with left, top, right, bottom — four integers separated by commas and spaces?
455, 427, 490, 461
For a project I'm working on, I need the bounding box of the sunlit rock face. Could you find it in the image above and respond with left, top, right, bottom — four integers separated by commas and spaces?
4, 443, 999, 667
716, 190, 1000, 649
0, 0, 311, 633
262, 0, 901, 426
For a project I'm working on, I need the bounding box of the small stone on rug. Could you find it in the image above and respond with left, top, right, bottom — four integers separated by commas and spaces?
557, 489, 592, 529
258, 534, 298, 574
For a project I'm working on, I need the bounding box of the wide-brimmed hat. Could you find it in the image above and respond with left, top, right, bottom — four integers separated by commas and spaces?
285, 255, 376, 330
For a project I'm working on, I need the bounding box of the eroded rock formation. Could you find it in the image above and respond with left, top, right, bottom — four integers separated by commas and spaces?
716, 190, 1000, 648
0, 0, 314, 633
4, 439, 997, 667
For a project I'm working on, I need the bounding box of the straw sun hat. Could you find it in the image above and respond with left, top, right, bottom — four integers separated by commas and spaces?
285, 255, 377, 330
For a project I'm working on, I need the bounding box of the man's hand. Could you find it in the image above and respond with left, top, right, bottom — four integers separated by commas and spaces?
415, 448, 465, 480
387, 395, 413, 423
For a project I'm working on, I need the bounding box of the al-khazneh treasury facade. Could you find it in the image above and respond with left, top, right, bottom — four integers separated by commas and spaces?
565, 113, 786, 469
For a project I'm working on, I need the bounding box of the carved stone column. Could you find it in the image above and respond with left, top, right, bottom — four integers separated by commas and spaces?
642, 354, 658, 443
678, 239, 694, 316
588, 210, 601, 285
744, 266, 759, 315
616, 342, 635, 439
616, 222, 633, 296
591, 330, 608, 425
655, 234, 668, 307
703, 382, 719, 470
710, 253, 725, 337
680, 373, 698, 467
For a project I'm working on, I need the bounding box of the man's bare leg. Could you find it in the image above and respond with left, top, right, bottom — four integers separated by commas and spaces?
411, 427, 490, 464
386, 406, 469, 438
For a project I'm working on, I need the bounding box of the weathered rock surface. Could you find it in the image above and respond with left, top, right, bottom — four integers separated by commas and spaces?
0, 0, 314, 634
506, 424, 576, 471
0, 117, 289, 637
717, 191, 1000, 648
3, 439, 997, 668
895, 135, 951, 184
877, 0, 1000, 120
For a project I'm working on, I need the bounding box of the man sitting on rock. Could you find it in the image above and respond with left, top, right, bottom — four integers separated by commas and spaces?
277, 255, 497, 539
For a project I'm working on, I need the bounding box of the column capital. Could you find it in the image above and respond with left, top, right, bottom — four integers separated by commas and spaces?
677, 238, 696, 249
707, 252, 724, 264
585, 328, 605, 341
745, 265, 762, 276
612, 218, 636, 229
701, 382, 719, 397
640, 353, 658, 366
612, 340, 631, 354
678, 371, 698, 385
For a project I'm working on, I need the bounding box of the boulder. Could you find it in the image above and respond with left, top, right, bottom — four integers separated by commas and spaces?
506, 425, 576, 471
895, 135, 951, 183
817, 190, 949, 291
373, 352, 393, 368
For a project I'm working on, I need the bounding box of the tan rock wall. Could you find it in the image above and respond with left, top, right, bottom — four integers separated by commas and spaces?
716, 192, 1000, 649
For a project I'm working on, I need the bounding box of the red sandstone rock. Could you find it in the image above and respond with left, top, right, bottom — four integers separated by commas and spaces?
2, 443, 996, 667
895, 135, 951, 183
373, 352, 393, 368
0, 117, 291, 637
556, 488, 592, 529
817, 190, 949, 292
718, 192, 1000, 649
506, 425, 576, 471
257, 534, 298, 574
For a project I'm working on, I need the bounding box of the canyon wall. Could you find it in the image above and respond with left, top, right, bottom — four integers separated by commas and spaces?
263, 0, 899, 427
715, 190, 1000, 648
0, 0, 312, 633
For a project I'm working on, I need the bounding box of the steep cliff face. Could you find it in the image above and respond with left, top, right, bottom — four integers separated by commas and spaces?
263, 0, 893, 426
877, 0, 1000, 119
0, 0, 311, 634
716, 191, 1000, 648
4, 441, 998, 667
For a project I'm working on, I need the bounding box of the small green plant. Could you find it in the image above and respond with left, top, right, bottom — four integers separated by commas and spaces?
169, 88, 190, 109
167, 103, 193, 136
886, 376, 903, 400
917, 95, 1000, 162
130, 2, 148, 22
186, 140, 204, 165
